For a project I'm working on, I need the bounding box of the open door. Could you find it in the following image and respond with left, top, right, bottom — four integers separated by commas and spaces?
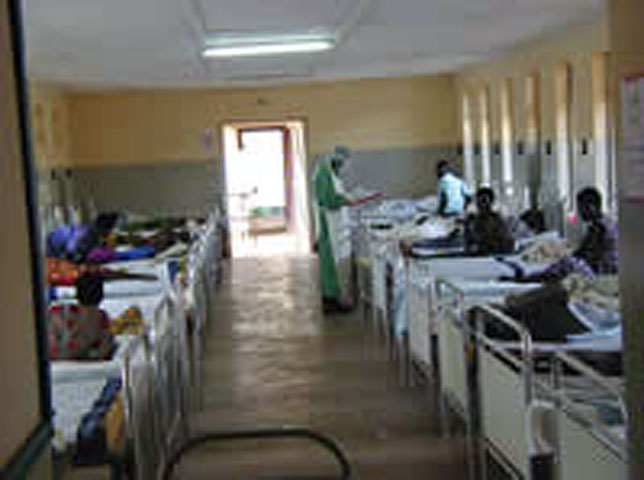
223, 121, 311, 258
238, 127, 290, 234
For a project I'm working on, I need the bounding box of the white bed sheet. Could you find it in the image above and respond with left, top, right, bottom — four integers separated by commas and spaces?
50, 335, 136, 383
55, 279, 164, 300
442, 279, 542, 302
492, 335, 622, 353
109, 259, 162, 277
52, 378, 108, 449
413, 257, 510, 280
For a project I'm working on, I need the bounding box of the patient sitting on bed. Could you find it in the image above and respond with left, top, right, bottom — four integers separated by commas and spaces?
514, 187, 618, 283
464, 187, 515, 255
49, 273, 115, 360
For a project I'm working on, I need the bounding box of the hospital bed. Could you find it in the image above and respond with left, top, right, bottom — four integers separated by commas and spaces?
49, 209, 224, 476
406, 254, 548, 373
544, 351, 627, 480
50, 296, 183, 476
352, 197, 441, 313
467, 305, 623, 480
51, 335, 137, 452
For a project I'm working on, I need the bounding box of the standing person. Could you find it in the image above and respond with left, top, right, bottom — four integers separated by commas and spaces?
313, 147, 355, 314
436, 160, 472, 217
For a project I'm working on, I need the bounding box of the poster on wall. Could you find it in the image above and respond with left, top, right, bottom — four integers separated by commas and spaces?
621, 75, 644, 202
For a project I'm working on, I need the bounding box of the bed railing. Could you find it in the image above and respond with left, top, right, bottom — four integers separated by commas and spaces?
548, 351, 627, 479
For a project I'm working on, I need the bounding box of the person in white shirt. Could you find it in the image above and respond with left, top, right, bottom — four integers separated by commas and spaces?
436, 160, 471, 217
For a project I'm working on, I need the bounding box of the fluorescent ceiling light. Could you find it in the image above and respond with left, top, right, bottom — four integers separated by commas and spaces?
203, 40, 334, 58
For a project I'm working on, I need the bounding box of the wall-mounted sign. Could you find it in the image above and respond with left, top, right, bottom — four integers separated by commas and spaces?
621, 75, 644, 201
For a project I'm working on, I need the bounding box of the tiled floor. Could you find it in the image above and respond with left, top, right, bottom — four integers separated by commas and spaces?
176, 256, 468, 479
231, 232, 310, 258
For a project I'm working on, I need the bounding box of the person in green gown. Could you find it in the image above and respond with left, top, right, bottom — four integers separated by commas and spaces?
313, 147, 355, 314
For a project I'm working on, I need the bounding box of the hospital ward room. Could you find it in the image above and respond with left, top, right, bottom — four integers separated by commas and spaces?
4, 0, 644, 479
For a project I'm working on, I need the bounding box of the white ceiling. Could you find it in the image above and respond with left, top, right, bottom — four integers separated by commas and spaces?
23, 0, 604, 88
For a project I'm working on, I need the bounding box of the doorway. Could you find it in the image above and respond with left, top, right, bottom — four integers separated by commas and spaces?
223, 121, 311, 258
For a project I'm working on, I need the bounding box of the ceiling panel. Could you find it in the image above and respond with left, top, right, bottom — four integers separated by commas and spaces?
207, 55, 314, 79
22, 0, 606, 88
198, 0, 356, 32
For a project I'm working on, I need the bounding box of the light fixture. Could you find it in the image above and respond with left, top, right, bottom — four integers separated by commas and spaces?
203, 40, 333, 58
202, 32, 335, 58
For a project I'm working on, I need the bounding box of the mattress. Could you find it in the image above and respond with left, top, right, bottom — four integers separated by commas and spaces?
52, 378, 110, 449
50, 335, 136, 383
54, 279, 164, 300
414, 257, 512, 280
492, 334, 622, 353
442, 279, 542, 302
109, 259, 162, 277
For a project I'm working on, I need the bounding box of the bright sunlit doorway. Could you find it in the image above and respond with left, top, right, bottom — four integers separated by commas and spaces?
223, 121, 311, 258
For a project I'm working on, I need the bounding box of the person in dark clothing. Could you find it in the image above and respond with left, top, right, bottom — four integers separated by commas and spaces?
464, 187, 515, 255
572, 187, 618, 274
514, 187, 618, 283
519, 207, 546, 234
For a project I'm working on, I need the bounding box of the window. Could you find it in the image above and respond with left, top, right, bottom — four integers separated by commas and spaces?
479, 86, 492, 186
555, 62, 574, 208
461, 93, 475, 186
500, 78, 515, 193
592, 52, 613, 211
525, 73, 541, 206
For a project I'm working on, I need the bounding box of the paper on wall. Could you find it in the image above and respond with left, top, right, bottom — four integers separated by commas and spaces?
621, 76, 644, 200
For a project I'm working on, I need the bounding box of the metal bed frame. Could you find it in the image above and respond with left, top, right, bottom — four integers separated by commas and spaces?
406, 259, 439, 378
471, 305, 537, 480
161, 427, 352, 479
544, 352, 627, 479
370, 238, 392, 349
122, 334, 161, 479
118, 210, 224, 478
468, 304, 624, 480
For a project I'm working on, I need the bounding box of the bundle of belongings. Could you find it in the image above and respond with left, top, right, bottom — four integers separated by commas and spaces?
109, 306, 145, 335
73, 378, 126, 466
518, 236, 570, 264
46, 258, 156, 287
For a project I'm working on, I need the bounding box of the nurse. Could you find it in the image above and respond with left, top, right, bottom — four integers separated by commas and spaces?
313, 147, 355, 313
313, 147, 381, 314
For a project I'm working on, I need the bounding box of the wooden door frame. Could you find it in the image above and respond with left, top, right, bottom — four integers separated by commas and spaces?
232, 124, 293, 233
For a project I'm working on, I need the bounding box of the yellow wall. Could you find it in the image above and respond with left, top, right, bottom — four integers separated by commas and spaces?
457, 17, 609, 154
29, 82, 72, 168
66, 75, 458, 166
